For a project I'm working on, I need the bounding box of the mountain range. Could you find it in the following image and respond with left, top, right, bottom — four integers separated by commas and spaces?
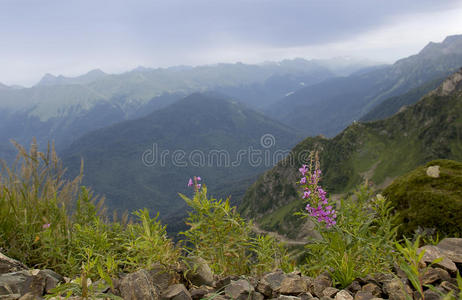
267, 34, 462, 137
1, 35, 462, 235
240, 67, 462, 238
0, 58, 342, 162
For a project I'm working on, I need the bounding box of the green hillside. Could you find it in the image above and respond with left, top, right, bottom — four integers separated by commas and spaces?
240, 68, 462, 238
383, 159, 462, 236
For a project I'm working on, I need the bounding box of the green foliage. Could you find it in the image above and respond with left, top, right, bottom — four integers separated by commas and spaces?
241, 81, 462, 237
302, 184, 399, 288
0, 142, 179, 297
384, 159, 462, 237
124, 208, 179, 271
395, 236, 445, 300
180, 185, 293, 276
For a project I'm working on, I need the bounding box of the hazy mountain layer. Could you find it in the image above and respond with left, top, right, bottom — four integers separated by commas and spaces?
62, 93, 301, 217
267, 35, 462, 137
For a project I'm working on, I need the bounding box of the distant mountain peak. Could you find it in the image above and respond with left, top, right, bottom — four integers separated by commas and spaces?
443, 34, 462, 44
0, 82, 9, 90
419, 34, 462, 57
37, 73, 58, 86
86, 69, 106, 76
430, 67, 462, 97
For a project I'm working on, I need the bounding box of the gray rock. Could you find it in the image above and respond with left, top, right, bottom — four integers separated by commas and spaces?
149, 264, 175, 291
439, 280, 458, 293
0, 271, 46, 297
0, 254, 27, 275
360, 283, 381, 297
38, 270, 63, 294
322, 287, 338, 298
257, 271, 287, 297
418, 245, 458, 274
422, 290, 440, 300
203, 293, 227, 300
0, 295, 21, 300
335, 290, 353, 300
437, 238, 462, 263
189, 286, 214, 300
382, 279, 411, 300
116, 269, 160, 300
183, 257, 214, 287
421, 267, 448, 285
161, 284, 192, 300
354, 291, 374, 300
225, 279, 254, 299
299, 292, 315, 300
17, 293, 42, 300
215, 275, 240, 291
279, 276, 308, 295
278, 296, 301, 300
345, 281, 361, 294
309, 275, 332, 298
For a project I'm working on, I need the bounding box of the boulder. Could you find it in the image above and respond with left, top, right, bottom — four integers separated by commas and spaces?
382, 278, 411, 300
279, 276, 308, 295
149, 264, 175, 291
335, 290, 353, 300
215, 275, 240, 291
422, 290, 441, 300
161, 284, 192, 300
116, 269, 160, 300
278, 296, 302, 300
0, 254, 27, 275
360, 283, 381, 297
418, 245, 458, 274
322, 287, 338, 298
183, 257, 214, 287
309, 274, 332, 297
224, 279, 255, 300
437, 238, 462, 263
189, 286, 214, 300
38, 270, 64, 294
0, 271, 46, 297
257, 270, 287, 297
353, 291, 374, 300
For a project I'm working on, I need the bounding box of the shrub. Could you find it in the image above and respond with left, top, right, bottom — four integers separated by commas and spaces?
180, 176, 293, 276
298, 152, 398, 288
0, 141, 178, 281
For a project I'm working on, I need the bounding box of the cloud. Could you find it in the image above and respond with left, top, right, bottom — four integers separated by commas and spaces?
0, 0, 461, 85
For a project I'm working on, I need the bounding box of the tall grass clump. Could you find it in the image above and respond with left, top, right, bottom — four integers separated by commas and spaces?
298, 151, 399, 287
0, 140, 179, 281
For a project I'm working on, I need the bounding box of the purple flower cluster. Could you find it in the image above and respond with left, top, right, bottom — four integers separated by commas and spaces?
298, 164, 337, 228
188, 176, 202, 192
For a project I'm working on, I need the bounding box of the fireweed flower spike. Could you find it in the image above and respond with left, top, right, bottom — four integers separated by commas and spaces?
298, 153, 337, 228
188, 176, 203, 193
299, 165, 308, 176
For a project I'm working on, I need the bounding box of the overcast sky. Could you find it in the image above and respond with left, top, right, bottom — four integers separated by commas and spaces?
1, 0, 462, 86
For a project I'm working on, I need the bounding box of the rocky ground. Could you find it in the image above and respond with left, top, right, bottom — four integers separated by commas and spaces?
0, 239, 461, 300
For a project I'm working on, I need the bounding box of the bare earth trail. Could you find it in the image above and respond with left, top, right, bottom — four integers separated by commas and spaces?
251, 223, 307, 246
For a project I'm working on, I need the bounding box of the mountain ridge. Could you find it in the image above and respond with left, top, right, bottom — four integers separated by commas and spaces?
267, 34, 462, 137
240, 67, 462, 238
62, 92, 301, 218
